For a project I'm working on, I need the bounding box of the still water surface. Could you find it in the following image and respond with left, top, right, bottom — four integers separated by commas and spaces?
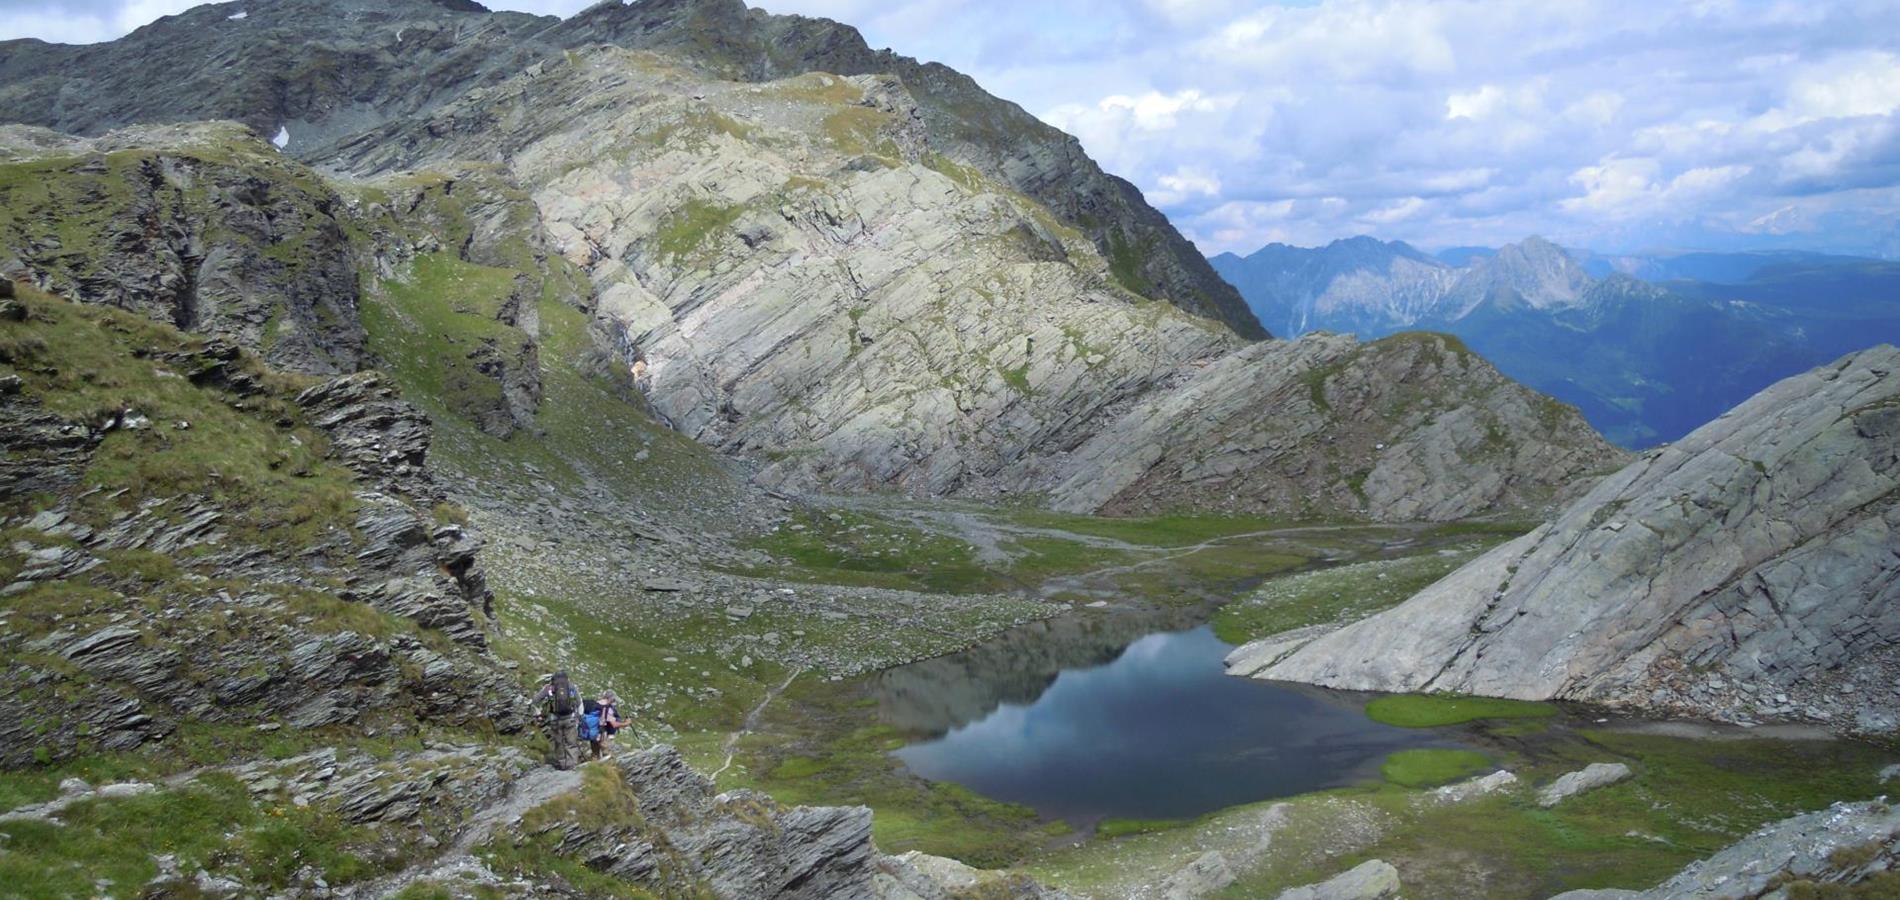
887, 625, 1464, 823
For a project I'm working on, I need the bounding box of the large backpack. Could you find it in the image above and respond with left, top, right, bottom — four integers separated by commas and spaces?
580, 711, 602, 742
548, 674, 578, 716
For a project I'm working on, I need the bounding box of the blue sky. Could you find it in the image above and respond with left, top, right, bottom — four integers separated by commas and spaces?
4, 0, 1898, 257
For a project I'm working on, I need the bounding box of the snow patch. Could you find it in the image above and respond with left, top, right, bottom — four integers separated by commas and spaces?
271, 126, 290, 150
227, 10, 247, 19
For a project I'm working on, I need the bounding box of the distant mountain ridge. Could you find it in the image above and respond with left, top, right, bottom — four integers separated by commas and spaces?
1211, 237, 1900, 447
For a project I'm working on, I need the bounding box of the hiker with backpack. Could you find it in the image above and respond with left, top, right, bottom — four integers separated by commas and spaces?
537, 671, 584, 770
582, 691, 630, 760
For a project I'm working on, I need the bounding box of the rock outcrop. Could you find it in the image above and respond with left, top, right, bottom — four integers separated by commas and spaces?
1038, 331, 1626, 521
0, 121, 366, 374
1549, 800, 1900, 899
1239, 346, 1900, 730
297, 371, 500, 644
0, 288, 524, 766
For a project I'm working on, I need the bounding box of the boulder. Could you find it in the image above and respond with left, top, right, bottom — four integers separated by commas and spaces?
1277, 860, 1402, 900
1539, 763, 1633, 808
1159, 851, 1236, 899
1431, 770, 1519, 805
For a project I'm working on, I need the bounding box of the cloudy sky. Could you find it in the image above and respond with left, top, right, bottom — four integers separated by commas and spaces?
5, 0, 1899, 257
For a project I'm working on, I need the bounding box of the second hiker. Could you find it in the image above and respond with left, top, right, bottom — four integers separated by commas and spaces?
582, 691, 630, 761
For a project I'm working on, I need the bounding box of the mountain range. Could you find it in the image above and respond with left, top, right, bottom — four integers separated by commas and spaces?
1211, 236, 1900, 447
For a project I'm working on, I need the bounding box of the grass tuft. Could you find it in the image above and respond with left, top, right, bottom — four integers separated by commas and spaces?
1364, 694, 1559, 729
1380, 749, 1495, 788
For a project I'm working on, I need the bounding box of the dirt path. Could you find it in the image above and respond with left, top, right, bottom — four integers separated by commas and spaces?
710, 665, 804, 781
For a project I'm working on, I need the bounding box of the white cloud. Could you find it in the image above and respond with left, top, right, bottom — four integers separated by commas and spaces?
1361, 196, 1427, 225
1561, 158, 1752, 218
1056, 89, 1234, 133
1150, 166, 1223, 205
1751, 51, 1900, 131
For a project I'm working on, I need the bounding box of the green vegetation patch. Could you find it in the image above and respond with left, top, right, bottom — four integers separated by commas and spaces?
1210, 544, 1497, 645
1107, 231, 1156, 297
821, 107, 899, 159
1371, 330, 1476, 364
760, 72, 863, 105
494, 589, 773, 736
361, 251, 529, 430
652, 199, 743, 260
1000, 509, 1307, 547
923, 152, 986, 193
0, 287, 359, 555
999, 363, 1033, 394
1364, 694, 1559, 728
1380, 748, 1495, 788
1287, 731, 1900, 898
0, 773, 389, 896
741, 507, 1002, 594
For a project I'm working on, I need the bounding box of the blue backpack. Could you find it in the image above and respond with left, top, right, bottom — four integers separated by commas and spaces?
580, 711, 602, 741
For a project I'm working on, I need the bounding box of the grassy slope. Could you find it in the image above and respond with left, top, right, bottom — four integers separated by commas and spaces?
0, 288, 554, 893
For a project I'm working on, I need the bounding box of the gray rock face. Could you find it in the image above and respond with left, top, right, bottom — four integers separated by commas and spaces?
1548, 800, 1900, 899
313, 46, 1615, 518
1039, 332, 1626, 521
297, 371, 439, 497
1538, 763, 1633, 808
0, 122, 365, 374
1246, 345, 1900, 730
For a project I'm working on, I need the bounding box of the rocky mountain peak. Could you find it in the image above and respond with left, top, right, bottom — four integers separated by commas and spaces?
1465, 234, 1595, 310
1323, 235, 1443, 267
